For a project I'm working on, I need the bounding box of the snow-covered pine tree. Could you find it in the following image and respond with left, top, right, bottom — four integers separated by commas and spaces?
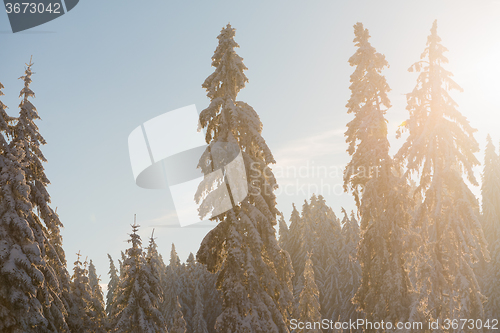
146, 230, 167, 318
338, 210, 362, 325
67, 253, 97, 333
283, 204, 303, 284
296, 253, 321, 333
291, 200, 316, 305
162, 244, 183, 330
307, 195, 342, 320
278, 212, 289, 249
118, 251, 126, 276
106, 254, 119, 317
146, 232, 167, 289
192, 283, 209, 333
0, 80, 13, 149
178, 253, 196, 332
169, 297, 187, 333
0, 66, 69, 332
396, 20, 488, 323
198, 260, 222, 333
110, 223, 166, 333
343, 23, 415, 325
12, 59, 73, 329
88, 260, 107, 332
481, 136, 500, 251
321, 214, 344, 326
481, 135, 500, 318
169, 243, 181, 268
343, 23, 391, 210
196, 24, 293, 333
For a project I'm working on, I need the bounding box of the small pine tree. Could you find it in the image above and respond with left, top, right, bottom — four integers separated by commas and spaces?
106, 254, 119, 318
338, 210, 363, 324
169, 297, 187, 333
192, 283, 209, 333
481, 135, 500, 317
111, 222, 166, 333
283, 204, 303, 285
67, 253, 95, 333
88, 260, 107, 332
296, 253, 321, 333
163, 244, 182, 330
106, 254, 119, 317
278, 212, 289, 249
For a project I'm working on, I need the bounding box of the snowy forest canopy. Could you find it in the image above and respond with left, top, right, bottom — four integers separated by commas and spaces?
0, 21, 499, 333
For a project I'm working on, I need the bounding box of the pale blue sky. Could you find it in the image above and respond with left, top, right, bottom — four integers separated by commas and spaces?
1, 0, 499, 285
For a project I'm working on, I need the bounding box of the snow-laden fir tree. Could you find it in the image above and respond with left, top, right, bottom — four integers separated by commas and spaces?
163, 244, 183, 330
178, 253, 198, 332
343, 23, 415, 326
337, 210, 362, 325
118, 251, 126, 276
106, 254, 119, 316
110, 223, 166, 333
294, 201, 315, 286
396, 20, 488, 323
0, 81, 13, 149
481, 135, 500, 318
197, 259, 222, 333
88, 260, 107, 332
169, 297, 187, 333
0, 66, 70, 333
67, 253, 97, 333
12, 59, 73, 329
146, 230, 168, 320
192, 283, 209, 333
307, 195, 342, 320
169, 243, 181, 268
343, 23, 391, 210
196, 24, 293, 333
282, 204, 303, 285
296, 253, 321, 333
278, 212, 289, 249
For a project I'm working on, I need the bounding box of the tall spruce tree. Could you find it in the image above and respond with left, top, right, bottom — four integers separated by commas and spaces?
196, 24, 293, 333
396, 20, 488, 322
481, 135, 500, 317
110, 223, 166, 333
343, 23, 391, 210
343, 23, 415, 325
12, 60, 72, 328
0, 65, 69, 332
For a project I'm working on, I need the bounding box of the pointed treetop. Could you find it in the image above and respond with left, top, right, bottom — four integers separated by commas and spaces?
202, 23, 248, 102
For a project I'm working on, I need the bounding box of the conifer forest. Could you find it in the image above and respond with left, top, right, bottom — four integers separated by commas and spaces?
0, 5, 499, 333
